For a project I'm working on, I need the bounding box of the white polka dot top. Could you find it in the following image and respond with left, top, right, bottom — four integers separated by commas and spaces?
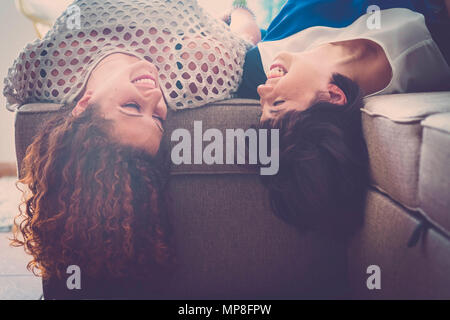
3, 0, 252, 111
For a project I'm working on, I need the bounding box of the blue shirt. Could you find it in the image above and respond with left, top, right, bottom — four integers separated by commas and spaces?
236, 0, 449, 99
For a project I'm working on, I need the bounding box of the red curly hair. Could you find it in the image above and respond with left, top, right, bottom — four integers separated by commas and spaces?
12, 105, 173, 283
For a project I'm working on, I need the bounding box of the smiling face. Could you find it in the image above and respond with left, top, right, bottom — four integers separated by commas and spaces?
257, 50, 347, 122
72, 53, 167, 156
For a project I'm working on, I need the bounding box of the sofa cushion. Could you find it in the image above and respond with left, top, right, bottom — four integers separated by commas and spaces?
13, 99, 349, 299
348, 189, 450, 299
14, 99, 263, 177
161, 174, 348, 299
361, 92, 450, 209
14, 107, 66, 179
163, 99, 262, 175
419, 113, 450, 234
15, 96, 450, 237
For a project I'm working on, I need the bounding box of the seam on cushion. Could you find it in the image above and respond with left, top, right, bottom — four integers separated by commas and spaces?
416, 121, 450, 239
420, 123, 450, 135
16, 100, 261, 113
360, 108, 426, 124
171, 100, 261, 110
369, 185, 450, 241
17, 104, 65, 113
16, 110, 63, 115
414, 207, 450, 241
211, 99, 260, 106
371, 183, 419, 214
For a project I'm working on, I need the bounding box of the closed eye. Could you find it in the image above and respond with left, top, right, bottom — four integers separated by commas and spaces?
273, 100, 285, 107
118, 102, 143, 117
122, 102, 141, 112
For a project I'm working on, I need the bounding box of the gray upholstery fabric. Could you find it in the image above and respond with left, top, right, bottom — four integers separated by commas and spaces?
161, 174, 347, 299
362, 114, 422, 208
12, 96, 450, 299
361, 92, 450, 209
421, 112, 450, 133
164, 99, 262, 175
348, 189, 450, 299
363, 92, 450, 122
15, 108, 66, 179
418, 113, 450, 234
13, 99, 348, 299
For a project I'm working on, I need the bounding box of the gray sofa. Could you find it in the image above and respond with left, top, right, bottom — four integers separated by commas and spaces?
12, 92, 450, 299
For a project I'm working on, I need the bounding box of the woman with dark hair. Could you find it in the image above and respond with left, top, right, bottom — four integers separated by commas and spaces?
259, 74, 368, 236
236, 1, 450, 234
4, 0, 257, 299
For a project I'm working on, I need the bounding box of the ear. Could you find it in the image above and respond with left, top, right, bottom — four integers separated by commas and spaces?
72, 90, 93, 117
326, 83, 347, 105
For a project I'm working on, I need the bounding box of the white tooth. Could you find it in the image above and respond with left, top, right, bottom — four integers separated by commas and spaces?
133, 78, 156, 86
268, 67, 286, 78
271, 67, 285, 77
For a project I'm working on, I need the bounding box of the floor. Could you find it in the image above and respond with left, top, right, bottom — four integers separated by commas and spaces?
0, 176, 43, 300
0, 232, 43, 300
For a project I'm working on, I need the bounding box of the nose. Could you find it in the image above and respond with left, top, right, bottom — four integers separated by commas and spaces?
257, 84, 272, 114
257, 84, 273, 98
129, 59, 166, 118
140, 89, 167, 120
141, 88, 163, 109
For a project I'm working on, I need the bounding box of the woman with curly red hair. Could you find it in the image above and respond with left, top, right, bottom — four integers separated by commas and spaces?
4, 0, 258, 299
13, 104, 173, 299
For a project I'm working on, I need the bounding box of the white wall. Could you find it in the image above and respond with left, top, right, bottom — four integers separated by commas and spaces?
0, 1, 36, 162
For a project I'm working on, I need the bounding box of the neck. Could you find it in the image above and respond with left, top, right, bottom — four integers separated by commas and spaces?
316, 41, 391, 95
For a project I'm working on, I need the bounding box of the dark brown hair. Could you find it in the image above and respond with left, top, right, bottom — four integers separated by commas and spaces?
12, 105, 173, 282
259, 73, 369, 237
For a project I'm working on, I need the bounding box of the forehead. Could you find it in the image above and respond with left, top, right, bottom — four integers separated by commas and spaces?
96, 53, 140, 68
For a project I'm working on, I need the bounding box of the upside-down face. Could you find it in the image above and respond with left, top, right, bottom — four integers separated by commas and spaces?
73, 53, 168, 156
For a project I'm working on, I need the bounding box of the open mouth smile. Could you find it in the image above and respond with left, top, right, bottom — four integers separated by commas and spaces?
131, 74, 157, 88
267, 64, 287, 79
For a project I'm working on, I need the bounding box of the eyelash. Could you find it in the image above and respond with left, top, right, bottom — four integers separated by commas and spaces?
273, 100, 285, 107
122, 102, 141, 111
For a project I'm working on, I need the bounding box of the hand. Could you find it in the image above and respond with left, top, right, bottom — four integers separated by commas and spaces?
229, 8, 261, 45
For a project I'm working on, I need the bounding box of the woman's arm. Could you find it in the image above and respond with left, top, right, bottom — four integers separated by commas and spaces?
229, 8, 261, 45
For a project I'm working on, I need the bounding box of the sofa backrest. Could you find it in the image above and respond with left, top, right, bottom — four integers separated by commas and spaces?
348, 92, 450, 299
14, 100, 349, 299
